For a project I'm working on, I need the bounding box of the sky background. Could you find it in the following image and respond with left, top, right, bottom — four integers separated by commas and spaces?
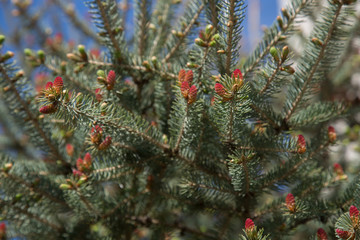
0, 0, 285, 54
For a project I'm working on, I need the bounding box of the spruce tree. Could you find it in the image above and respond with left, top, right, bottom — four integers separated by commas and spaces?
0, 0, 360, 239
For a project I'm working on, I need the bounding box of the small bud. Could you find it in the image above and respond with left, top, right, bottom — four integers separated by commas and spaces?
78, 44, 88, 61
297, 135, 306, 154
195, 38, 208, 47
281, 46, 289, 62
215, 83, 227, 97
178, 69, 186, 85
334, 163, 347, 180
281, 65, 295, 74
66, 53, 82, 62
328, 126, 336, 143
83, 153, 92, 170
3, 163, 13, 173
277, 16, 284, 29
270, 47, 280, 62
106, 70, 116, 90
0, 35, 5, 45
278, 35, 287, 41
39, 104, 56, 114
205, 24, 214, 36
211, 33, 220, 42
335, 229, 351, 239
98, 136, 112, 150
0, 51, 14, 62
76, 158, 84, 172
59, 183, 73, 190
142, 60, 151, 69
350, 205, 359, 226
185, 70, 193, 85
37, 50, 45, 64
334, 163, 344, 176
245, 218, 255, 231
73, 169, 83, 177
91, 125, 103, 144
285, 193, 296, 212
24, 48, 33, 57
186, 62, 199, 68
45, 81, 53, 90
0, 222, 6, 239
151, 56, 158, 66
187, 85, 197, 104
76, 175, 88, 186
181, 81, 190, 99
317, 228, 328, 240
217, 50, 226, 54
209, 40, 217, 47
97, 70, 106, 78
312, 38, 323, 47
66, 144, 74, 157
53, 76, 63, 94
95, 88, 102, 102
281, 8, 290, 20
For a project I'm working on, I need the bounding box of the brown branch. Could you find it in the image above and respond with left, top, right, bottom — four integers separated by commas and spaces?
285, 4, 343, 122
0, 199, 63, 232
162, 3, 205, 63
225, 0, 236, 75
0, 65, 69, 168
243, 0, 308, 78
95, 0, 122, 56
5, 173, 70, 209
259, 63, 281, 95
262, 141, 330, 189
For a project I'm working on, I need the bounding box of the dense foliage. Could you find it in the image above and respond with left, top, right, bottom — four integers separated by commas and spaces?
1, 0, 360, 239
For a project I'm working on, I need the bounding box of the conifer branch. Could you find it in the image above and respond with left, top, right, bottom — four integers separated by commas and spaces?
236, 145, 297, 154
88, 60, 177, 80
284, 4, 343, 122
77, 191, 101, 216
251, 104, 279, 129
174, 104, 189, 153
187, 181, 237, 195
0, 65, 69, 168
45, 63, 94, 94
94, 0, 122, 56
196, 46, 210, 83
101, 190, 147, 219
4, 173, 70, 209
259, 64, 281, 95
60, 101, 169, 151
52, 0, 101, 44
262, 140, 330, 189
149, 3, 170, 57
162, 3, 205, 63
137, 0, 150, 57
243, 0, 308, 78
225, 0, 236, 75
0, 199, 62, 232
227, 99, 235, 142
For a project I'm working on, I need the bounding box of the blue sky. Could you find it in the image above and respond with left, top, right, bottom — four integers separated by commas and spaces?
0, 0, 281, 53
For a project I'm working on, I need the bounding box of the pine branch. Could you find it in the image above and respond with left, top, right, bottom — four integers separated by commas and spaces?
174, 104, 189, 153
52, 0, 101, 44
136, 0, 151, 57
262, 140, 330, 190
5, 172, 70, 209
284, 3, 343, 122
0, 199, 63, 232
225, 0, 236, 75
88, 59, 177, 80
243, 0, 309, 78
93, 0, 122, 57
0, 65, 69, 168
259, 63, 281, 95
162, 2, 205, 63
